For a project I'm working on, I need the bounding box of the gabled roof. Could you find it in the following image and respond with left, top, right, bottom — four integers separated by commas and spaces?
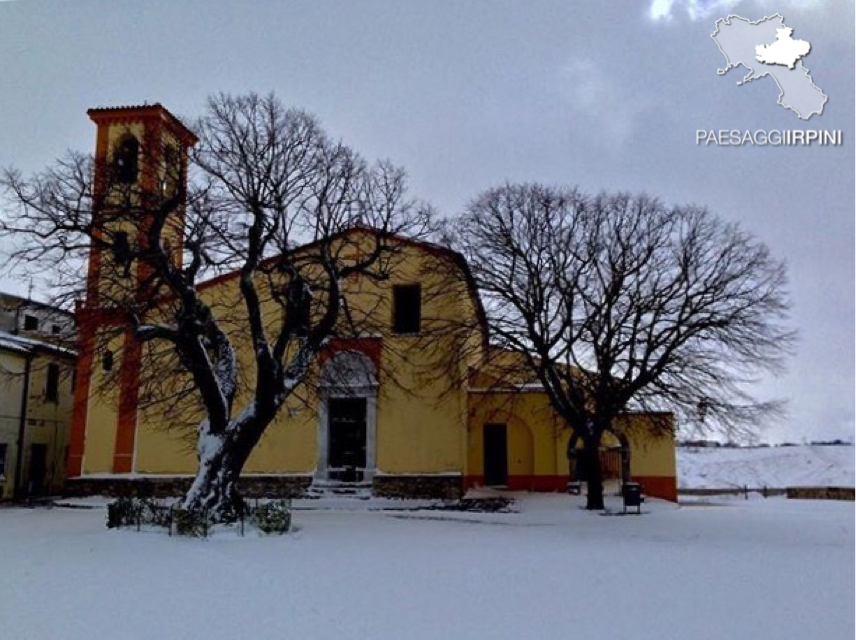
194, 227, 490, 343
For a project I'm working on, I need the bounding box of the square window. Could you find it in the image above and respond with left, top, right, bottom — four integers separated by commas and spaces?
23, 314, 38, 331
392, 284, 421, 335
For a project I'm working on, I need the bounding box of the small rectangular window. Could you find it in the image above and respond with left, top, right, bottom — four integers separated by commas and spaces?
46, 363, 60, 402
23, 314, 38, 331
51, 324, 61, 335
392, 284, 421, 335
296, 297, 311, 336
0, 443, 7, 477
112, 231, 132, 273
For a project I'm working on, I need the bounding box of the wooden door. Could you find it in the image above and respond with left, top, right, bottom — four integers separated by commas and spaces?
328, 398, 367, 482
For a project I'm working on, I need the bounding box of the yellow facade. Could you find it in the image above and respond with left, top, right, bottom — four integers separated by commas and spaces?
79, 331, 126, 475
76, 233, 677, 500
0, 344, 75, 498
464, 390, 676, 499
84, 237, 476, 479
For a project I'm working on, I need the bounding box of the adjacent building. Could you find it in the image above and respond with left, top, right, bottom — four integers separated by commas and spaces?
0, 294, 76, 499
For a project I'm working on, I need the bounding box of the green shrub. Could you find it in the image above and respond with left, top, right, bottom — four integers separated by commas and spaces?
172, 507, 209, 537
253, 500, 292, 534
106, 496, 167, 529
144, 502, 172, 528
106, 496, 138, 529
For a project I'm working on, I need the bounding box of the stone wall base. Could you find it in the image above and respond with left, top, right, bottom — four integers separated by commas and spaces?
372, 475, 462, 500
64, 475, 313, 499
65, 474, 463, 500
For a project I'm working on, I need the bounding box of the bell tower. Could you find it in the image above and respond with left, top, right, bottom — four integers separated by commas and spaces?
84, 103, 197, 307
67, 103, 197, 478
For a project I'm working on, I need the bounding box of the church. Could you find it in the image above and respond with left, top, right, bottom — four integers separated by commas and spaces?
66, 104, 677, 502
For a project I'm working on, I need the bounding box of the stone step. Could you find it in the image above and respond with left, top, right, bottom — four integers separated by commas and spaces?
308, 481, 373, 499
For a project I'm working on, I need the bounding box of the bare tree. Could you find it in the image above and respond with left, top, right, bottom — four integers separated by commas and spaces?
449, 183, 793, 509
1, 93, 430, 519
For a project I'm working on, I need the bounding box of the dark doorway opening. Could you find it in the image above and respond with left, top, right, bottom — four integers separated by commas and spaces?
483, 423, 508, 486
328, 398, 367, 482
28, 444, 48, 496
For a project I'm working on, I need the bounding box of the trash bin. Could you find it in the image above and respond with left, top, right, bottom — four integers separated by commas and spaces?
622, 482, 642, 514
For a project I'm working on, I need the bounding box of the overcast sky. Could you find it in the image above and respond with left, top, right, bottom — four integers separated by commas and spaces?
1, 0, 853, 443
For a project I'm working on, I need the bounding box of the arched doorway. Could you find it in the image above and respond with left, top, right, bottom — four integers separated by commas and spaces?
315, 351, 378, 484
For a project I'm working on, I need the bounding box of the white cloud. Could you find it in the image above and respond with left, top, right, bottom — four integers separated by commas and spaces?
649, 0, 828, 22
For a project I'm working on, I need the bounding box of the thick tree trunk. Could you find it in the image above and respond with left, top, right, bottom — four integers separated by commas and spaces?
181, 344, 311, 522
583, 438, 605, 510
182, 444, 245, 521
182, 415, 267, 521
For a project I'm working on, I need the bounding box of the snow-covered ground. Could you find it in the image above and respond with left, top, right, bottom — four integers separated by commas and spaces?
1, 493, 852, 640
678, 445, 855, 489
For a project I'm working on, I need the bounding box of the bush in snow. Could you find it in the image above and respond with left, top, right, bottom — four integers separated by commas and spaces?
106, 497, 173, 529
172, 507, 210, 537
253, 500, 292, 534
106, 497, 139, 529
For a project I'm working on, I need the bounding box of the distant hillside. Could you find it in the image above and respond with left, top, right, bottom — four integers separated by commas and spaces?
677, 445, 855, 489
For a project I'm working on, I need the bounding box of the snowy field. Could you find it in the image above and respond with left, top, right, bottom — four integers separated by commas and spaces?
678, 444, 855, 489
1, 493, 853, 640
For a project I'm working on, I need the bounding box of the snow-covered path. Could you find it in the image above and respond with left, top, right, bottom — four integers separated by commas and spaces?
1, 494, 852, 640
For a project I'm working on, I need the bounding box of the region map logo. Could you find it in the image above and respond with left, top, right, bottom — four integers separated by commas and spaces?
711, 13, 827, 120
697, 13, 841, 148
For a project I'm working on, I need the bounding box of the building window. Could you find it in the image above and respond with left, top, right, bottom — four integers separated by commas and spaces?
286, 278, 312, 336
113, 231, 131, 277
392, 284, 421, 334
114, 135, 139, 184
23, 314, 38, 331
160, 145, 180, 198
51, 324, 61, 335
102, 350, 114, 372
0, 443, 7, 477
46, 363, 60, 402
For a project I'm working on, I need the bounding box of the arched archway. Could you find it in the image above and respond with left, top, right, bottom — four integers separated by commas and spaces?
315, 351, 378, 483
567, 429, 631, 486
